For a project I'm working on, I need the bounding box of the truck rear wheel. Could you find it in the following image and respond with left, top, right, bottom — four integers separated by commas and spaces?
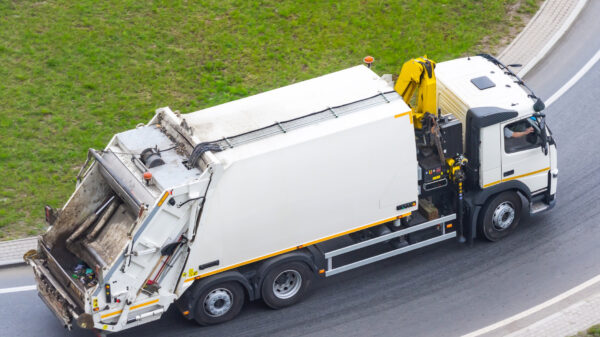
261, 261, 312, 309
193, 281, 245, 325
479, 191, 522, 241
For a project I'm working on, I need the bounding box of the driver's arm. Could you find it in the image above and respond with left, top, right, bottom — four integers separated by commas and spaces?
505, 127, 534, 138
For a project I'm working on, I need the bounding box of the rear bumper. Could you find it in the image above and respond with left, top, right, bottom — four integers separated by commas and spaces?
25, 243, 86, 330
28, 259, 80, 329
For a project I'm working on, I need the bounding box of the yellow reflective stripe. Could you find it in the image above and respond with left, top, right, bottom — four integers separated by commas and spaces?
99, 299, 160, 319
394, 111, 413, 124
483, 167, 550, 189
130, 298, 159, 310
483, 180, 501, 188
100, 310, 122, 319
157, 192, 170, 206
184, 212, 412, 283
183, 247, 299, 283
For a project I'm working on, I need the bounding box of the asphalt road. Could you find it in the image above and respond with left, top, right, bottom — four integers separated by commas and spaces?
1, 3, 600, 337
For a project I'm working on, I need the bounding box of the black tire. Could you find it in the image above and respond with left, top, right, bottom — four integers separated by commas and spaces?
193, 281, 245, 326
261, 261, 312, 309
479, 191, 522, 241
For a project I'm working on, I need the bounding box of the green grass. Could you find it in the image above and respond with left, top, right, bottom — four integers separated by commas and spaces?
573, 324, 600, 337
0, 0, 538, 239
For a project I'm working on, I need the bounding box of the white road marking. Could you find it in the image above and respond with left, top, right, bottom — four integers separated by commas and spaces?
462, 49, 600, 337
546, 48, 600, 106
462, 274, 600, 336
0, 285, 37, 294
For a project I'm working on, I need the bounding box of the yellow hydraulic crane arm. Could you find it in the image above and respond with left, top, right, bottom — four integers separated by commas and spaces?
394, 56, 437, 129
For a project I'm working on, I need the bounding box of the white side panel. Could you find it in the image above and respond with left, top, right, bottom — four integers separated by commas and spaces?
480, 125, 502, 188
186, 106, 418, 277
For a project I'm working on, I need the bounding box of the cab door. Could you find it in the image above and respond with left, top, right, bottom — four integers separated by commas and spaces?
500, 117, 550, 193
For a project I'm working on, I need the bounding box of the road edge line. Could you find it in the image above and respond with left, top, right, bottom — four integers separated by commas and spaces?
461, 47, 600, 336
462, 274, 600, 337
0, 285, 37, 295
546, 48, 600, 106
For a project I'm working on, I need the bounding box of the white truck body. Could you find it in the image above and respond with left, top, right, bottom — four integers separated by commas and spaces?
175, 66, 418, 283
26, 55, 556, 334
28, 65, 420, 332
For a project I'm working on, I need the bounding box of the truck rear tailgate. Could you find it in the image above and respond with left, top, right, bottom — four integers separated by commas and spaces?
27, 240, 86, 329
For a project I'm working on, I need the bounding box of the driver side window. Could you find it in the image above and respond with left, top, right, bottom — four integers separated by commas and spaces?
504, 118, 541, 153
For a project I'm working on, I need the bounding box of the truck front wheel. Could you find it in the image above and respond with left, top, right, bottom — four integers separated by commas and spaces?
193, 281, 245, 325
261, 261, 312, 309
479, 191, 522, 241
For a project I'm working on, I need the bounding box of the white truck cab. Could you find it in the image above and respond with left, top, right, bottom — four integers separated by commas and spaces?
436, 55, 557, 241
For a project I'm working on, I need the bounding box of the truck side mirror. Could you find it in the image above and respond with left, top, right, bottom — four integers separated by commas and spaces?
533, 98, 545, 112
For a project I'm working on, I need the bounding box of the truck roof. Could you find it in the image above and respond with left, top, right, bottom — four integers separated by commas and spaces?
435, 56, 535, 118
173, 65, 411, 165
181, 65, 398, 144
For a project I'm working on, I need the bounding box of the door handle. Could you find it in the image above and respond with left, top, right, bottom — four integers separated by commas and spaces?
503, 170, 514, 177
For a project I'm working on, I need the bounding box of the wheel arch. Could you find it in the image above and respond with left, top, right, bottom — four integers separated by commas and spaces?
464, 180, 531, 242
470, 180, 531, 206
178, 270, 254, 320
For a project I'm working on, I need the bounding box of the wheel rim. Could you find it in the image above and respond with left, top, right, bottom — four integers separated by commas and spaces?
272, 269, 302, 299
492, 201, 515, 230
203, 288, 233, 317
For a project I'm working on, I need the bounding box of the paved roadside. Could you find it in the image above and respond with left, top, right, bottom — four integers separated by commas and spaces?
0, 237, 37, 267
466, 0, 600, 336
464, 275, 600, 337
506, 290, 600, 337
498, 0, 587, 77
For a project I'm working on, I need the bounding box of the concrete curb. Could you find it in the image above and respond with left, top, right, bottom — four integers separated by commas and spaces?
506, 290, 600, 337
464, 1, 598, 336
518, 0, 588, 77
463, 274, 600, 337
0, 236, 38, 267
497, 0, 588, 78
497, 0, 550, 62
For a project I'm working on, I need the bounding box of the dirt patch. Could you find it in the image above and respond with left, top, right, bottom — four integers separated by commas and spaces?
479, 0, 544, 56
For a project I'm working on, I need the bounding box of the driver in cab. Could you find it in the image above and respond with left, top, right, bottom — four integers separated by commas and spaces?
504, 117, 538, 153
504, 125, 533, 139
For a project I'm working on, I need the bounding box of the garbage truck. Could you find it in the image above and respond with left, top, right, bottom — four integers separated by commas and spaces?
25, 54, 557, 333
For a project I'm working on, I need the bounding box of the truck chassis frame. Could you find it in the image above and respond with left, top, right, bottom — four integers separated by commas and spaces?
324, 214, 457, 276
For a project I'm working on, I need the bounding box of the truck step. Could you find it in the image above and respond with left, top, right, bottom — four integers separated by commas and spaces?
529, 200, 551, 215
